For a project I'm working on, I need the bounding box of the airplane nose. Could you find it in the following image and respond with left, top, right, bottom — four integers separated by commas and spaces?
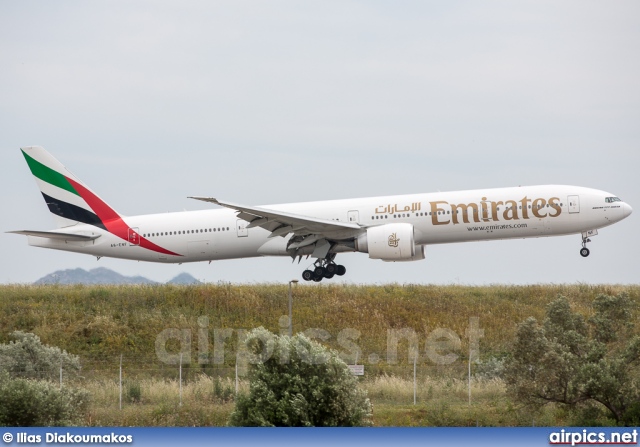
623, 203, 633, 218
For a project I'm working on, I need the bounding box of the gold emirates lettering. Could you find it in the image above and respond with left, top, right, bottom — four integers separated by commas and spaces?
429, 196, 562, 226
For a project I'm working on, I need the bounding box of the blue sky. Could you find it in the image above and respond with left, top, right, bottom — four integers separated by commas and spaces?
1, 1, 638, 284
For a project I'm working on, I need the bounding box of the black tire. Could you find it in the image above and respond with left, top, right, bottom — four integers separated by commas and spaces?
302, 270, 314, 281
326, 263, 337, 274
580, 247, 590, 257
313, 275, 323, 282
336, 265, 346, 276
314, 266, 326, 277
324, 272, 335, 279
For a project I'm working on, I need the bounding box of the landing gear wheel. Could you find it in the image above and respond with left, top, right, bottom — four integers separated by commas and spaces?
580, 247, 590, 257
303, 254, 344, 282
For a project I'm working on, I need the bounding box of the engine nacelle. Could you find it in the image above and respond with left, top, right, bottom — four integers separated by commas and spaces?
356, 223, 425, 262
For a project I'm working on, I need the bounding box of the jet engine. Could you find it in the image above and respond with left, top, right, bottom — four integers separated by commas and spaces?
355, 223, 425, 262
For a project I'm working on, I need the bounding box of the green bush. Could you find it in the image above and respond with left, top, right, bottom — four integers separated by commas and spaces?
229, 327, 372, 427
505, 293, 640, 424
212, 377, 234, 403
0, 331, 81, 380
126, 381, 142, 403
0, 372, 89, 426
0, 332, 87, 426
473, 356, 506, 380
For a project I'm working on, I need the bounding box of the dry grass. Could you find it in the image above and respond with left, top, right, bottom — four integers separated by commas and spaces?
364, 374, 505, 404
79, 373, 563, 426
361, 375, 561, 426
82, 374, 240, 426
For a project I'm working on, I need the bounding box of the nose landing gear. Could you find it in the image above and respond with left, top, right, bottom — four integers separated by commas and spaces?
580, 237, 591, 257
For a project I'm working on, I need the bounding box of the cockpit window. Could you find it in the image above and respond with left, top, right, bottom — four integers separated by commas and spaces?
605, 197, 622, 203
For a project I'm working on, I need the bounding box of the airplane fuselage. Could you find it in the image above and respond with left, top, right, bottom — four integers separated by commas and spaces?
26, 184, 632, 264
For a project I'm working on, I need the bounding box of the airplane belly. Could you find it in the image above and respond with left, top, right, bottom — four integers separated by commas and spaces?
214, 234, 270, 260
187, 240, 214, 261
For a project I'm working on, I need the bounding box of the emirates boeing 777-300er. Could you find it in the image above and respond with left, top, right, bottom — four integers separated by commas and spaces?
9, 146, 633, 281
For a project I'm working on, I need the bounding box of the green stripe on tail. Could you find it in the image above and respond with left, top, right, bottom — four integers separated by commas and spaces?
21, 149, 79, 196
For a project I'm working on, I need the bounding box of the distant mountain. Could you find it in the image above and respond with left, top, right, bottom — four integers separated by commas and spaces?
167, 273, 201, 285
34, 268, 201, 285
35, 267, 157, 285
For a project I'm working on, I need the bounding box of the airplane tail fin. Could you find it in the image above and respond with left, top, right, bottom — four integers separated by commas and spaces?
20, 146, 122, 230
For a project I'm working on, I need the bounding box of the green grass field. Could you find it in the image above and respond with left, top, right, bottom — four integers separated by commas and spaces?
1, 283, 638, 426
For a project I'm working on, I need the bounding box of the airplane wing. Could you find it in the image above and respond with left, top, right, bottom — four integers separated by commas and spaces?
188, 197, 362, 251
7, 230, 101, 241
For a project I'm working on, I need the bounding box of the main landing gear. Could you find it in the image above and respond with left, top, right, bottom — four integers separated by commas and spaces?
301, 256, 346, 282
580, 236, 591, 257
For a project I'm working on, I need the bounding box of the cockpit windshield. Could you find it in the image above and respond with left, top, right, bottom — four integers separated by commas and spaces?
605, 197, 622, 203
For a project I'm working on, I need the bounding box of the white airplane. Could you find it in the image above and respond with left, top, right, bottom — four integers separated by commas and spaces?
10, 146, 632, 282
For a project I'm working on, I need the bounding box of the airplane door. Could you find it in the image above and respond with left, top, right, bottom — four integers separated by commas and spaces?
348, 210, 359, 224
236, 219, 248, 237
128, 227, 140, 246
568, 195, 580, 214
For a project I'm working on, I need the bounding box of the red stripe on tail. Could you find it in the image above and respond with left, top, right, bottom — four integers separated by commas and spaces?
66, 178, 182, 257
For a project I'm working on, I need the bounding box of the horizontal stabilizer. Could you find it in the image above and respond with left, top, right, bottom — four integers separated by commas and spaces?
7, 230, 101, 241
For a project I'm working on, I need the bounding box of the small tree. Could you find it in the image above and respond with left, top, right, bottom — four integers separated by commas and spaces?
0, 331, 81, 380
0, 332, 88, 426
229, 327, 372, 427
504, 293, 640, 424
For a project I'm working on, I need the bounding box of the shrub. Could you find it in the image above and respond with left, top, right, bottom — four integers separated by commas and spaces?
0, 371, 89, 426
229, 327, 372, 427
0, 331, 81, 381
126, 380, 142, 403
212, 377, 234, 403
0, 331, 88, 426
473, 356, 506, 380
